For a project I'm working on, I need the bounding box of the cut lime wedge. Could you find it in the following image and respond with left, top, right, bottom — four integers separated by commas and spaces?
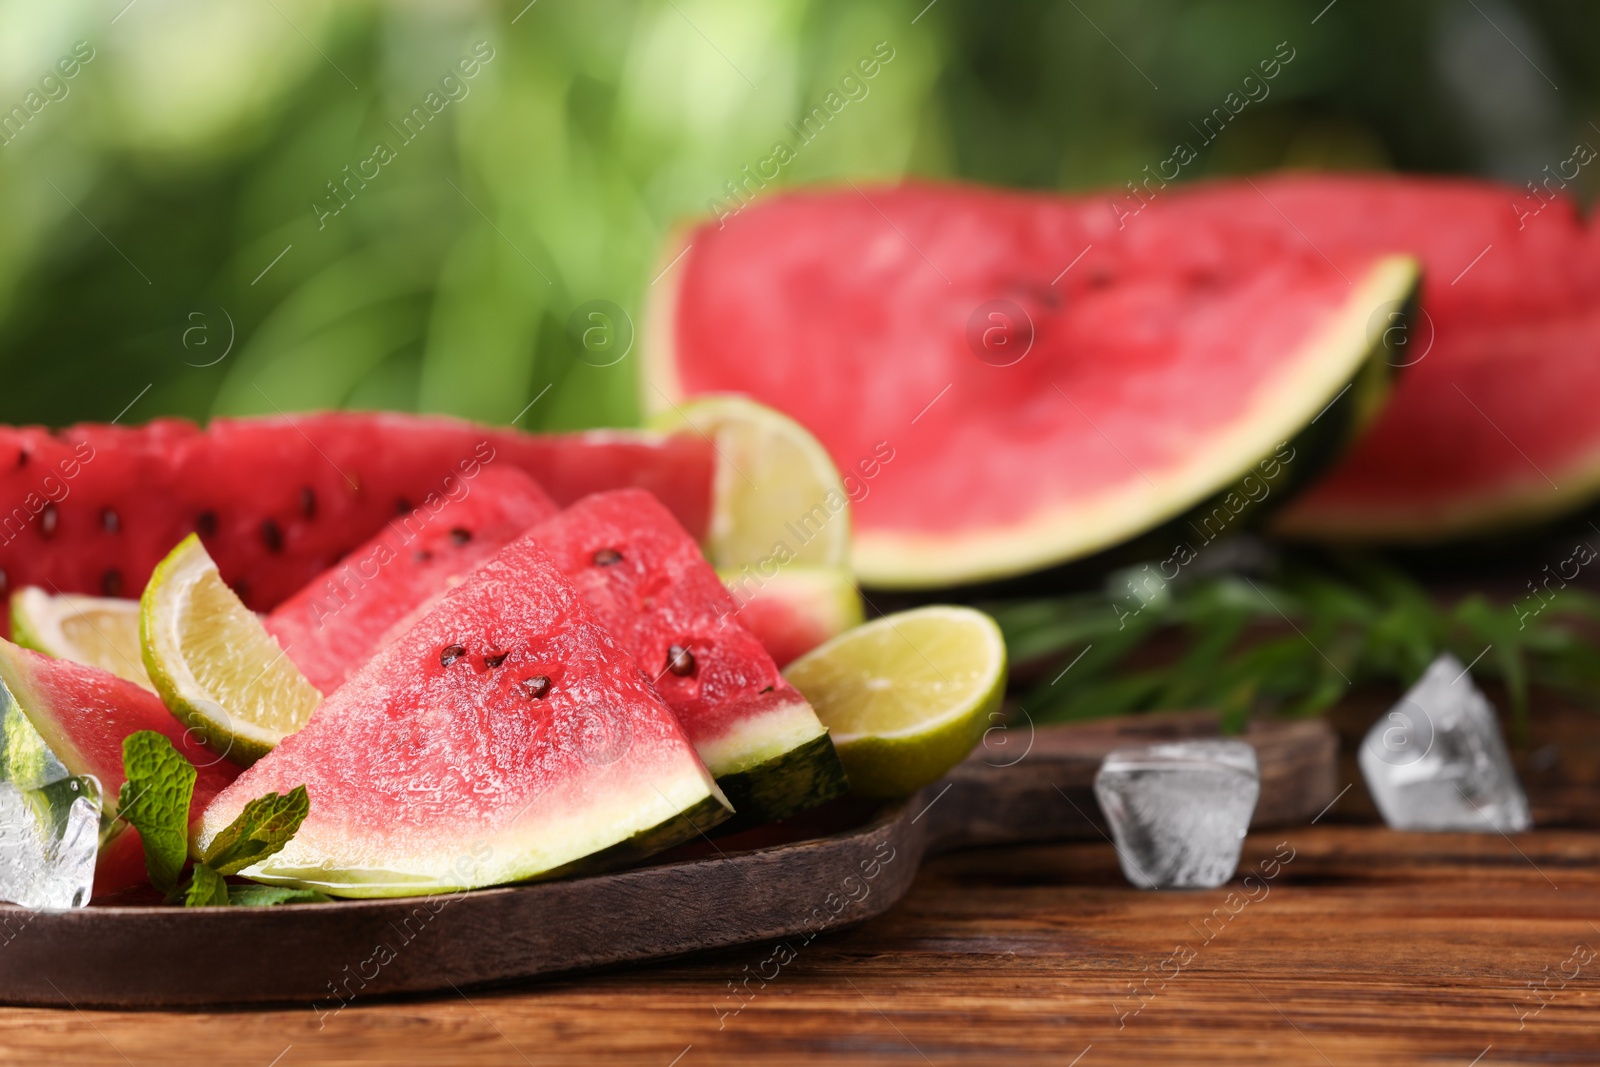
783, 605, 1007, 799
10, 588, 153, 690
140, 535, 322, 766
650, 394, 851, 570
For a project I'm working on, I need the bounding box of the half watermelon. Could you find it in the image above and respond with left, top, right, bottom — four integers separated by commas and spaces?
530, 490, 847, 825
0, 640, 240, 898
266, 466, 559, 694
647, 180, 1418, 587
198, 530, 729, 897
1249, 175, 1600, 542
0, 413, 712, 617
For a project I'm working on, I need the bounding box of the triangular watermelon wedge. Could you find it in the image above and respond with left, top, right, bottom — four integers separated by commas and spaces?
198, 531, 730, 898
266, 466, 559, 694
530, 490, 847, 826
0, 640, 240, 898
647, 181, 1418, 587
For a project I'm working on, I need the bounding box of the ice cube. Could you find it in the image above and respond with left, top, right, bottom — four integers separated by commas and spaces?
1359, 652, 1530, 833
1093, 740, 1260, 889
0, 776, 101, 909
0, 683, 100, 910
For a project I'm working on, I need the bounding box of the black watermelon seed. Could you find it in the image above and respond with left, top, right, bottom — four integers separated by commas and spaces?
261, 519, 284, 553
395, 497, 413, 515
101, 507, 120, 534
39, 503, 57, 540
759, 685, 774, 694
413, 549, 433, 563
484, 651, 508, 668
449, 527, 472, 545
440, 644, 467, 667
300, 486, 317, 518
195, 511, 218, 538
0, 568, 8, 597
230, 578, 250, 603
665, 645, 696, 677
594, 548, 623, 566
521, 675, 551, 699
101, 569, 124, 597
14, 449, 27, 468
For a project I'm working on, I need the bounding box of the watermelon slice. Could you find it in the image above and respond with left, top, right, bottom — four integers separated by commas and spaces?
0, 413, 712, 617
1237, 175, 1600, 542
647, 181, 1418, 587
266, 466, 559, 694
530, 490, 847, 825
0, 640, 240, 898
198, 530, 729, 898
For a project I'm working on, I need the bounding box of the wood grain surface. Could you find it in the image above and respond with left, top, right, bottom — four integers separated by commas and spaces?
1, 825, 1594, 1066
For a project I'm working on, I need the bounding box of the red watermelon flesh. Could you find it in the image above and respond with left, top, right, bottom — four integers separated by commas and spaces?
530, 490, 844, 824
1230, 175, 1600, 540
0, 640, 240, 898
266, 466, 559, 695
0, 413, 712, 619
650, 180, 1417, 587
198, 530, 728, 897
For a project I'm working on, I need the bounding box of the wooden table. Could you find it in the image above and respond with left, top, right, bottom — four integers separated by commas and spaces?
3, 821, 1596, 1066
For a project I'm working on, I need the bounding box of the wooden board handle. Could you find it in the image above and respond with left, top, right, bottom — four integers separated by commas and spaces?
917, 710, 1339, 853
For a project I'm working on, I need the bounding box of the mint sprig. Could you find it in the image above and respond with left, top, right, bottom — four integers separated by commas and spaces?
117, 731, 317, 906
117, 731, 197, 893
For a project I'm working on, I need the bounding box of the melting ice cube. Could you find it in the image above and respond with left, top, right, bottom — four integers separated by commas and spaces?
1359, 652, 1530, 833
0, 681, 100, 910
1093, 740, 1260, 889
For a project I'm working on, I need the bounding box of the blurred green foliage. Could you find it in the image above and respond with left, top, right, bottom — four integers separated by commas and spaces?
0, 0, 1596, 432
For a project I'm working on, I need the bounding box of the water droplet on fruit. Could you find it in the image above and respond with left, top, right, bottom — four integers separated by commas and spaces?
195, 511, 218, 538
594, 548, 623, 566
521, 675, 551, 699
102, 569, 123, 597
484, 651, 508, 668
450, 527, 472, 545
665, 645, 696, 677
39, 504, 57, 540
440, 644, 467, 667
300, 486, 317, 518
261, 519, 285, 553
101, 508, 120, 534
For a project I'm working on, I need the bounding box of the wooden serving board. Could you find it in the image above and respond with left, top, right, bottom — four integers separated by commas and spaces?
0, 711, 1335, 1008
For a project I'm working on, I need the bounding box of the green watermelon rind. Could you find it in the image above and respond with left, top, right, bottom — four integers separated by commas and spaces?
713, 730, 848, 833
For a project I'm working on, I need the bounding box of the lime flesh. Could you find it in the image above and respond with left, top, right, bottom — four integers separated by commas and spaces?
10, 588, 152, 690
783, 605, 1007, 799
140, 535, 322, 765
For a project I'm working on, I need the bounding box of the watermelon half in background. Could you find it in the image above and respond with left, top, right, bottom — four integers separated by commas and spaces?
1253, 177, 1600, 542
0, 413, 712, 619
647, 180, 1418, 588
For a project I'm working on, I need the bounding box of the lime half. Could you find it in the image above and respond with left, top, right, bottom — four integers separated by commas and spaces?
140, 535, 322, 766
650, 395, 851, 570
10, 588, 153, 690
783, 605, 1007, 799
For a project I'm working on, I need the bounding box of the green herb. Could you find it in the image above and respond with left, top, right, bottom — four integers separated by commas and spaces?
116, 731, 315, 906
183, 864, 231, 907
117, 731, 197, 894
226, 885, 333, 907
985, 556, 1600, 739
201, 787, 310, 876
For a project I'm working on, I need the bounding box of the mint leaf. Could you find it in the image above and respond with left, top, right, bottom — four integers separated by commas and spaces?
202, 785, 310, 875
183, 864, 230, 907
117, 731, 197, 893
227, 884, 331, 907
